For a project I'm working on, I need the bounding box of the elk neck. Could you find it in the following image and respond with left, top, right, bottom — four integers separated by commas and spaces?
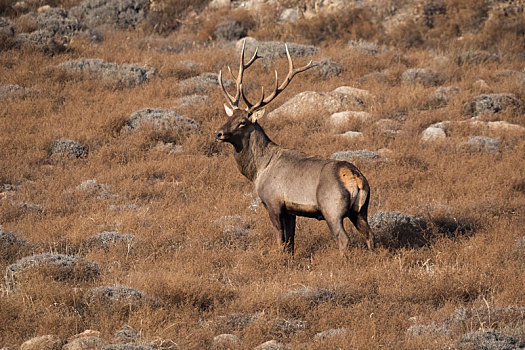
233, 122, 278, 182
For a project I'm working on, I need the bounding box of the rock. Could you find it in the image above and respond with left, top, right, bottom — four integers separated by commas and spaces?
212, 313, 260, 332
368, 211, 428, 248
401, 68, 444, 86
213, 215, 251, 246
348, 39, 383, 55
458, 330, 524, 349
253, 340, 287, 350
86, 285, 148, 306
330, 111, 370, 126
209, 0, 231, 9
62, 336, 106, 350
69, 330, 102, 341
236, 37, 319, 63
468, 93, 520, 116
58, 59, 155, 87
214, 18, 249, 41
0, 227, 27, 248
421, 122, 447, 141
330, 149, 380, 162
102, 345, 155, 350
6, 254, 99, 287
49, 138, 88, 159
473, 79, 491, 92
125, 108, 199, 133
212, 333, 241, 349
15, 29, 68, 54
173, 94, 209, 108
456, 50, 501, 66
20, 335, 62, 350
70, 0, 150, 29
0, 84, 39, 99
469, 120, 525, 133
339, 131, 363, 139
114, 324, 139, 344
373, 118, 401, 137
406, 322, 449, 336
177, 72, 233, 95
428, 86, 459, 106
273, 318, 307, 335
462, 136, 500, 152
87, 231, 135, 250
0, 17, 15, 37
76, 179, 115, 200
314, 328, 347, 341
268, 87, 368, 119
313, 57, 343, 80
281, 287, 336, 304
279, 8, 299, 23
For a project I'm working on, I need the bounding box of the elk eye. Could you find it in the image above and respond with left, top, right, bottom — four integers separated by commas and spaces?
237, 121, 246, 128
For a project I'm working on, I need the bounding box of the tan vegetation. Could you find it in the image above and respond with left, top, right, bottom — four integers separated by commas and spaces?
1, 0, 524, 348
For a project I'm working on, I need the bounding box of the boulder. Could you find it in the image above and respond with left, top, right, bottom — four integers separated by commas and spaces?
268, 87, 369, 119
124, 108, 199, 133
62, 336, 106, 350
87, 231, 135, 250
253, 340, 288, 350
428, 86, 459, 106
458, 330, 524, 349
177, 73, 233, 95
313, 57, 342, 80
20, 335, 62, 350
330, 150, 380, 162
462, 136, 500, 152
468, 93, 520, 116
368, 211, 428, 248
279, 8, 299, 23
0, 84, 39, 99
86, 285, 148, 306
314, 328, 347, 341
421, 122, 448, 141
212, 333, 241, 349
236, 37, 319, 63
49, 138, 88, 159
58, 59, 155, 87
401, 68, 444, 86
70, 0, 150, 29
330, 111, 370, 126
339, 131, 363, 139
348, 39, 383, 55
114, 324, 139, 344
6, 253, 99, 286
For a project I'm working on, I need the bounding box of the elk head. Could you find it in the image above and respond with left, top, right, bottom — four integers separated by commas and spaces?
214, 40, 315, 147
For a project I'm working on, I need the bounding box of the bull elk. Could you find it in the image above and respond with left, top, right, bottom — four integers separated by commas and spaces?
214, 40, 374, 254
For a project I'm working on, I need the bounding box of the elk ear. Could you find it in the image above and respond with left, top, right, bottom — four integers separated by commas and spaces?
250, 109, 265, 123
224, 104, 234, 117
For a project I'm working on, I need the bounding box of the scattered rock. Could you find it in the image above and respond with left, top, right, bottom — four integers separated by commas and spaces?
125, 108, 200, 133
70, 0, 150, 29
20, 335, 62, 350
348, 39, 383, 55
429, 86, 459, 106
313, 57, 342, 80
6, 253, 99, 287
211, 313, 260, 332
401, 68, 444, 86
406, 322, 449, 336
268, 87, 368, 119
468, 93, 520, 116
62, 336, 106, 350
281, 287, 336, 304
339, 131, 363, 139
456, 50, 501, 66
86, 285, 149, 306
469, 120, 525, 133
212, 333, 241, 349
368, 211, 428, 248
273, 318, 307, 335
87, 231, 135, 250
461, 136, 500, 152
177, 72, 233, 95
114, 324, 139, 344
49, 138, 88, 159
0, 84, 38, 99
473, 79, 491, 92
314, 328, 347, 341
236, 37, 319, 64
330, 111, 370, 126
330, 149, 380, 162
58, 59, 155, 87
253, 340, 287, 350
421, 122, 448, 141
209, 0, 231, 10
76, 179, 115, 200
214, 18, 249, 41
279, 8, 299, 23
173, 94, 209, 108
458, 330, 524, 349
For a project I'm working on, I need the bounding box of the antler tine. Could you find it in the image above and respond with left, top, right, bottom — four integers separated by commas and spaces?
246, 44, 314, 112
242, 84, 265, 111
219, 69, 237, 108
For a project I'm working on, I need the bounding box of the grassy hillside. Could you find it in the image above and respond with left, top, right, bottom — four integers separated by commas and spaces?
1, 0, 524, 348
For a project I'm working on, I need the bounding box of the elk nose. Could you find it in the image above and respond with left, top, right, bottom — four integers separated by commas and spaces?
214, 132, 223, 141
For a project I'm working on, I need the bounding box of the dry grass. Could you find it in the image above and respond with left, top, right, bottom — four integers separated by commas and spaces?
1, 0, 525, 348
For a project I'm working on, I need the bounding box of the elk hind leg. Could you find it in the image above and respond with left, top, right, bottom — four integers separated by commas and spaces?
324, 215, 350, 255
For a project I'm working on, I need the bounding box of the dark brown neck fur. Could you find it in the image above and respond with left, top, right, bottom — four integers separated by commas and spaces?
233, 123, 278, 181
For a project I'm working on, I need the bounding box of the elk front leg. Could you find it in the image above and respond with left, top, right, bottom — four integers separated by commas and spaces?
267, 207, 296, 254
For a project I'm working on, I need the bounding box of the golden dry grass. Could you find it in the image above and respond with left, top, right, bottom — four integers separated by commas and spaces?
1, 0, 525, 348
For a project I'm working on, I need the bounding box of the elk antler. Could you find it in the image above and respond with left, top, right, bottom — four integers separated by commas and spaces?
219, 39, 260, 109
241, 44, 315, 112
